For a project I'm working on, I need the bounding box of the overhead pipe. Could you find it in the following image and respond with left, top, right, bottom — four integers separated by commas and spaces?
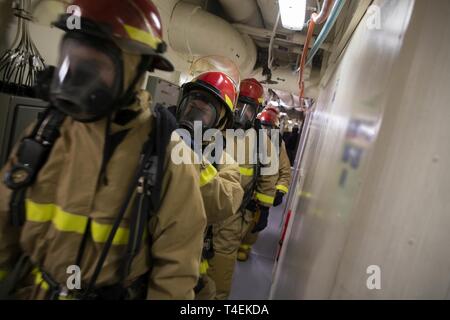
297, 0, 334, 108
297, 18, 316, 108
232, 23, 332, 51
218, 0, 264, 28
257, 0, 283, 30
168, 2, 257, 77
306, 0, 346, 66
268, 11, 280, 70
311, 0, 335, 24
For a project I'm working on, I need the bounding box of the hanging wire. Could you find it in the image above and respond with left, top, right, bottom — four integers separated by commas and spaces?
267, 10, 281, 72
0, 0, 46, 96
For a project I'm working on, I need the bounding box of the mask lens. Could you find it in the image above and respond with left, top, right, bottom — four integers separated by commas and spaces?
50, 36, 122, 122
178, 91, 218, 128
235, 100, 256, 128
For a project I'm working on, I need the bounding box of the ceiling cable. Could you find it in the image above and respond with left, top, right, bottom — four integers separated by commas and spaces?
267, 10, 281, 72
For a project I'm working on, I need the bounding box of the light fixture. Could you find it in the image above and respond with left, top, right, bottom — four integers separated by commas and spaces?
278, 0, 307, 31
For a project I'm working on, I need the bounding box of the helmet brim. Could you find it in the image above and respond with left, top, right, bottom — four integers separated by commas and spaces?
151, 55, 174, 72
53, 15, 174, 72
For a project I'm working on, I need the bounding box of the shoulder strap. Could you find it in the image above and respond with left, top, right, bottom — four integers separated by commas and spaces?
121, 105, 177, 277
5, 107, 65, 227
5, 107, 66, 190
147, 104, 178, 211
83, 104, 177, 297
122, 104, 177, 277
279, 132, 283, 151
238, 128, 262, 212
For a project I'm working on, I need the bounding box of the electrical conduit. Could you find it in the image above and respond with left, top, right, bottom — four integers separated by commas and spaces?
297, 0, 335, 107
306, 0, 347, 66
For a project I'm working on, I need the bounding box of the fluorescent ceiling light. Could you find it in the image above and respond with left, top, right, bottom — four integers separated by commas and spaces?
279, 0, 307, 31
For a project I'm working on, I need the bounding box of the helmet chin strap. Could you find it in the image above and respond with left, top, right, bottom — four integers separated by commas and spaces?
115, 56, 152, 110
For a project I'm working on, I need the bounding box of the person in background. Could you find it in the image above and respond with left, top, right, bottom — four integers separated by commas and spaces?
207, 78, 278, 299
175, 71, 244, 300
237, 106, 291, 262
286, 126, 301, 166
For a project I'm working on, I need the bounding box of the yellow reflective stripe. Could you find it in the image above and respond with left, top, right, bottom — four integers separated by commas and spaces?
26, 200, 130, 245
0, 269, 8, 281
258, 97, 264, 104
26, 201, 54, 222
53, 207, 88, 234
27, 200, 88, 233
91, 222, 130, 246
200, 164, 218, 187
276, 185, 289, 193
123, 24, 161, 50
239, 167, 254, 177
239, 244, 251, 251
32, 269, 49, 291
224, 94, 234, 111
58, 295, 74, 301
255, 192, 275, 206
199, 260, 209, 275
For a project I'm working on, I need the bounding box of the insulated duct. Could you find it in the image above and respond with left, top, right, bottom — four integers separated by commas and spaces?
218, 0, 264, 28
168, 2, 257, 77
257, 0, 282, 30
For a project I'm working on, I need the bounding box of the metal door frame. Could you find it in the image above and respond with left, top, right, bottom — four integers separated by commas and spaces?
269, 104, 314, 299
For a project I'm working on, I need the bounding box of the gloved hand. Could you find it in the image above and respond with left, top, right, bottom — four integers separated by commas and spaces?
245, 199, 258, 213
273, 190, 286, 207
252, 206, 270, 233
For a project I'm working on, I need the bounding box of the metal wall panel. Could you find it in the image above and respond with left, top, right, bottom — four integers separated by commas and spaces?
0, 94, 47, 166
269, 0, 450, 299
146, 76, 180, 108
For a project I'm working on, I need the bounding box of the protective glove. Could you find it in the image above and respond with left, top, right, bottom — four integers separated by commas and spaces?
273, 190, 286, 207
252, 206, 270, 233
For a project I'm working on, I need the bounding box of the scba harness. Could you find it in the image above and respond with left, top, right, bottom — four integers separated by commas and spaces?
0, 104, 177, 300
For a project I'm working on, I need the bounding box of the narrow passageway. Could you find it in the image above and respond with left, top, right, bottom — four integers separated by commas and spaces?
230, 201, 286, 300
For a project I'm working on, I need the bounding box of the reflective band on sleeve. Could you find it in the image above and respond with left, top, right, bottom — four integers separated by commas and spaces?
199, 260, 209, 275
200, 164, 218, 187
276, 185, 289, 193
26, 200, 130, 245
239, 244, 251, 251
255, 192, 275, 206
239, 167, 254, 177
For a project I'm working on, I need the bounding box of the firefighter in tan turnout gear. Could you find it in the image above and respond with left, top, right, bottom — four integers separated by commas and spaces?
0, 0, 206, 300
237, 106, 292, 262
206, 78, 279, 300
175, 71, 244, 299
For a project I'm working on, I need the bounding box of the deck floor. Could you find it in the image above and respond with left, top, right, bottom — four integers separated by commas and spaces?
229, 201, 286, 300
